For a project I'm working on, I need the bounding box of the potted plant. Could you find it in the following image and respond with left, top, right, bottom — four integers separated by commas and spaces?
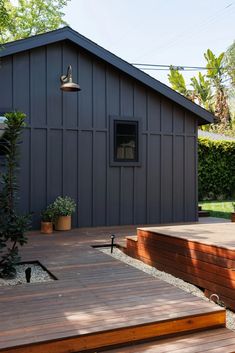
231, 203, 235, 222
52, 196, 76, 231
41, 206, 54, 234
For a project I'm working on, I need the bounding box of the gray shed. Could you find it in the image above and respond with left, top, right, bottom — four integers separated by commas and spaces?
0, 27, 213, 228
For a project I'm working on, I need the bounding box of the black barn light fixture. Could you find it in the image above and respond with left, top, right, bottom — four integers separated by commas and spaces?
60, 65, 81, 92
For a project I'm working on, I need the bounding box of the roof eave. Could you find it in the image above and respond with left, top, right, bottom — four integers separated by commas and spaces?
0, 27, 215, 125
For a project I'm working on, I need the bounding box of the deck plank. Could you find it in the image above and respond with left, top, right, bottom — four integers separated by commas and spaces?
0, 226, 226, 352
102, 328, 235, 353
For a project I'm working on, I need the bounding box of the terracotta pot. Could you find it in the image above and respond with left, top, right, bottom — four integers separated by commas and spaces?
55, 215, 72, 231
231, 212, 235, 222
41, 221, 53, 234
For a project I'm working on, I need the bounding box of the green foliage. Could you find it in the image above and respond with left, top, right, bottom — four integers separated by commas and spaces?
198, 137, 235, 200
0, 0, 9, 33
190, 72, 213, 111
168, 49, 232, 130
0, 111, 31, 278
41, 205, 55, 222
204, 49, 225, 87
52, 196, 76, 217
0, 0, 70, 44
225, 41, 235, 87
168, 67, 192, 99
232, 202, 235, 212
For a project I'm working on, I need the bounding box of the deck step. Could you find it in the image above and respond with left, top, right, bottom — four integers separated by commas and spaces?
102, 327, 235, 353
0, 310, 225, 353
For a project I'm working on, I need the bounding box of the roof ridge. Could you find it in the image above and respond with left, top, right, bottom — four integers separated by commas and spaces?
0, 27, 214, 125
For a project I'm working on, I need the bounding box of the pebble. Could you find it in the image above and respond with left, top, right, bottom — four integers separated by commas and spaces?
0, 263, 54, 286
99, 247, 235, 331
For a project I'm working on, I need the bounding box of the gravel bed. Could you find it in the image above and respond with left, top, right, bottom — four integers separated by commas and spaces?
99, 247, 235, 331
0, 263, 54, 286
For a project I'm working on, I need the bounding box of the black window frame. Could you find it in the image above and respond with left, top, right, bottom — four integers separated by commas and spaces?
109, 116, 142, 167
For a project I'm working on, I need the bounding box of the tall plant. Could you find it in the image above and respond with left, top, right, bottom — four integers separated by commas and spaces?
0, 111, 31, 278
204, 49, 230, 125
168, 49, 232, 131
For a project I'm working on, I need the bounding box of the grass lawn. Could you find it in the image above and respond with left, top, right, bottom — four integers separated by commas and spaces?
199, 200, 235, 219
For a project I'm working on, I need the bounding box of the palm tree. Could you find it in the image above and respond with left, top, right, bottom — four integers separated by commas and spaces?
168, 67, 193, 100
204, 49, 230, 125
190, 72, 213, 112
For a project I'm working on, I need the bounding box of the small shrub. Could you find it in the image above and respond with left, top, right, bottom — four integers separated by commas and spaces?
52, 196, 76, 217
41, 205, 55, 222
0, 111, 31, 278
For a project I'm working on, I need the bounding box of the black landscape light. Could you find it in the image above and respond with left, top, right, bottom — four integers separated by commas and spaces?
111, 234, 115, 253
25, 267, 32, 283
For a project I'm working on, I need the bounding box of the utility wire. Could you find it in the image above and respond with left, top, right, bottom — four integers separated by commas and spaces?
132, 63, 213, 70
132, 63, 235, 72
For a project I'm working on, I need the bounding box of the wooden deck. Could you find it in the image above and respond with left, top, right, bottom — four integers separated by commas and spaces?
103, 328, 235, 352
0, 225, 227, 353
124, 222, 235, 310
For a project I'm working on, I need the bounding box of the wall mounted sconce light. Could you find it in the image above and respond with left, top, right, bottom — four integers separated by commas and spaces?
60, 65, 81, 92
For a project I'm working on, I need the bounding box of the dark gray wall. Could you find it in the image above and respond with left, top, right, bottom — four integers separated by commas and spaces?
0, 40, 198, 228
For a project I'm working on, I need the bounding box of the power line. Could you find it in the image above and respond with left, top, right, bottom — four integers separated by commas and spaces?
132, 64, 217, 71
132, 63, 212, 70
132, 63, 235, 72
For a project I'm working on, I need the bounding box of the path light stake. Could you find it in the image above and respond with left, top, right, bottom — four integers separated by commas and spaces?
25, 267, 32, 283
111, 234, 115, 253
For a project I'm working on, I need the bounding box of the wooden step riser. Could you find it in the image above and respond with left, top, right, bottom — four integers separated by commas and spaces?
137, 229, 235, 261
126, 238, 235, 310
135, 232, 235, 266
127, 241, 235, 284
128, 247, 235, 288
126, 248, 235, 309
0, 312, 225, 353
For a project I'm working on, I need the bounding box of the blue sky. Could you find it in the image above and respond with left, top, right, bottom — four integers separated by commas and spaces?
64, 0, 235, 86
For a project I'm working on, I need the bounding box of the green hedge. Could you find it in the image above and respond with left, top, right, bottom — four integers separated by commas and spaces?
198, 137, 235, 200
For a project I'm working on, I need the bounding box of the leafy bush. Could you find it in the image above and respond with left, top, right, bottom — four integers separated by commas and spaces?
198, 137, 235, 200
52, 196, 76, 217
0, 112, 31, 278
41, 205, 55, 222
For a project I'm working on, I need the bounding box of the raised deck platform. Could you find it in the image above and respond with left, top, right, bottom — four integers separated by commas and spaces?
103, 328, 235, 352
0, 226, 227, 353
124, 222, 235, 310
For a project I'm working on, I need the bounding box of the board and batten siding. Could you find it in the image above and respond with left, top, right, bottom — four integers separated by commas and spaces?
0, 41, 198, 228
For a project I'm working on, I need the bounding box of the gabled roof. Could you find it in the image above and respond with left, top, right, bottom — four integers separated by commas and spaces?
0, 27, 214, 125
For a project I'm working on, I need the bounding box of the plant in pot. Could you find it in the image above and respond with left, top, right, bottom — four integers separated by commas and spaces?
231, 203, 235, 222
41, 205, 55, 234
52, 196, 76, 231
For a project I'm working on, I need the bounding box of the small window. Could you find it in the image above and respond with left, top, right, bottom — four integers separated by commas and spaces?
114, 120, 138, 162
110, 116, 142, 167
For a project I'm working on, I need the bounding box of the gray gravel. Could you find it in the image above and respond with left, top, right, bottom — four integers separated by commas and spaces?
99, 247, 235, 331
0, 263, 54, 286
